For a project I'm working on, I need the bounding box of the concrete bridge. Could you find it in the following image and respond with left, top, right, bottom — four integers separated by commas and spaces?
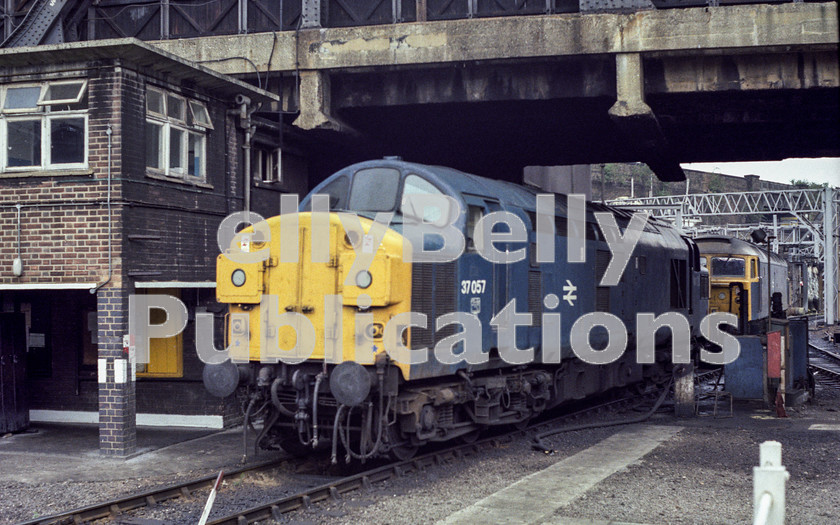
152, 2, 839, 181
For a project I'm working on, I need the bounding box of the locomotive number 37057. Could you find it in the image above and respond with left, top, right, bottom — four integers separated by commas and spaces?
460, 279, 487, 294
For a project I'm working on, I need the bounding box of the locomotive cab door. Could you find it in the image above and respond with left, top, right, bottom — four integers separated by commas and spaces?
0, 313, 28, 433
462, 195, 508, 361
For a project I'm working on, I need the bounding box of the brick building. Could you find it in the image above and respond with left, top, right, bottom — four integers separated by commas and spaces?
0, 39, 306, 455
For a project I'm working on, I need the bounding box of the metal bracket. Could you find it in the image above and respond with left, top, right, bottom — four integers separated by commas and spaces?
301, 0, 321, 28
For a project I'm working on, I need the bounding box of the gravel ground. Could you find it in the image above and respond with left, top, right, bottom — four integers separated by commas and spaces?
1, 470, 213, 523
116, 462, 342, 524
268, 400, 840, 525
271, 425, 623, 525
4, 397, 838, 525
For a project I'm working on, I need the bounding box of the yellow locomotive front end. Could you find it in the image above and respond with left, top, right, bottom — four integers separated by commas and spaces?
211, 211, 423, 459
216, 212, 413, 373
705, 253, 758, 321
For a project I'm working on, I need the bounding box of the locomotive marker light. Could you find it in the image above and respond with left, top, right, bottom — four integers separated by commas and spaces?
231, 269, 246, 287
133, 194, 741, 368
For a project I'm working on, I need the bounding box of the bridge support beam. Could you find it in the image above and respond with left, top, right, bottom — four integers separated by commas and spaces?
293, 70, 356, 134
608, 53, 685, 182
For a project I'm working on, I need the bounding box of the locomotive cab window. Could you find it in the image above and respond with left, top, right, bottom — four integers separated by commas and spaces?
400, 174, 448, 224
314, 175, 349, 210
711, 257, 745, 278
348, 167, 401, 212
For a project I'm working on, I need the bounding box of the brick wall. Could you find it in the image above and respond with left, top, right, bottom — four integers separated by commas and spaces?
0, 67, 124, 286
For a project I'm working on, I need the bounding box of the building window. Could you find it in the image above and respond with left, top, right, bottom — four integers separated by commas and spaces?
136, 289, 184, 378
0, 81, 88, 172
254, 146, 281, 183
145, 86, 211, 181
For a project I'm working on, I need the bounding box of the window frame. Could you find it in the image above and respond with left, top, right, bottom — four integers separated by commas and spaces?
37, 79, 88, 106
145, 86, 210, 182
1, 83, 43, 114
0, 81, 89, 173
189, 100, 214, 130
1, 109, 88, 172
254, 146, 281, 183
45, 113, 89, 169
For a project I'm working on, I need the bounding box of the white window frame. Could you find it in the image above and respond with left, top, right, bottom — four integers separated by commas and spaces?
0, 81, 88, 173
188, 100, 214, 130
46, 113, 89, 169
254, 146, 281, 183
146, 87, 166, 118
37, 79, 88, 106
146, 87, 210, 181
1, 83, 44, 114
166, 93, 187, 123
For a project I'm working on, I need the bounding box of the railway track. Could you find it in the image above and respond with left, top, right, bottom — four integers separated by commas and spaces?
19, 381, 679, 525
808, 341, 840, 390
205, 386, 672, 525
16, 456, 288, 525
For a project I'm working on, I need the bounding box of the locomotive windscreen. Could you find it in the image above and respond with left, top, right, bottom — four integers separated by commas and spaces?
711, 257, 746, 278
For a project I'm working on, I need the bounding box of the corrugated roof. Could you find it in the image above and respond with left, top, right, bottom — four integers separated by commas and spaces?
0, 37, 278, 104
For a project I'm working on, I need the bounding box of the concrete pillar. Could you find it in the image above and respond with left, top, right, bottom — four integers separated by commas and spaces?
293, 71, 356, 134
825, 186, 837, 325
608, 53, 653, 121
293, 71, 333, 131
97, 285, 136, 456
608, 53, 685, 183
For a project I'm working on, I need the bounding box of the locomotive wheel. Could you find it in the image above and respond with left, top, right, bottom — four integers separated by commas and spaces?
513, 417, 531, 431
387, 424, 418, 461
458, 429, 481, 444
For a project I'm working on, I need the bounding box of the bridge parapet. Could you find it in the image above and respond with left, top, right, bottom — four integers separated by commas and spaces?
154, 3, 838, 74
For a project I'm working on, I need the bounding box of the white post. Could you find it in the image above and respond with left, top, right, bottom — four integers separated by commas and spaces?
824, 187, 837, 325
753, 441, 789, 525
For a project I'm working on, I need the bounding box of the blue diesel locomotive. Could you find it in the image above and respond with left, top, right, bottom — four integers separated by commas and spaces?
208, 159, 711, 460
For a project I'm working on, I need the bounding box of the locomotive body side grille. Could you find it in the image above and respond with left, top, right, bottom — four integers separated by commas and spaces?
595, 249, 610, 312
528, 271, 542, 326
410, 262, 457, 349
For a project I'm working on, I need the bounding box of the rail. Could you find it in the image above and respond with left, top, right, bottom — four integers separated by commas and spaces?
15, 457, 287, 525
